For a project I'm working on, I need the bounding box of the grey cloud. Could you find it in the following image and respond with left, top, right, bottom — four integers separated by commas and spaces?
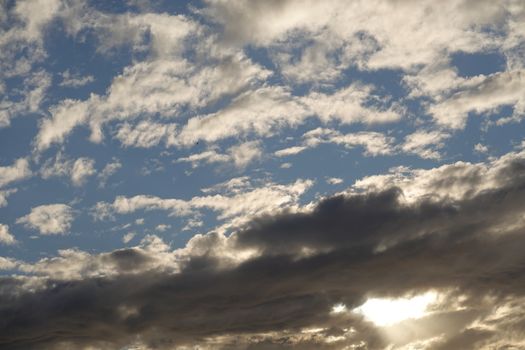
1, 155, 525, 348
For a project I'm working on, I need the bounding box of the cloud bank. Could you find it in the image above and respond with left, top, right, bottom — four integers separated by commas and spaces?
1, 151, 524, 349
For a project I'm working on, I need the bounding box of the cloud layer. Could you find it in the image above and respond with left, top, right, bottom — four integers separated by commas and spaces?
1, 1, 525, 349
1, 151, 525, 349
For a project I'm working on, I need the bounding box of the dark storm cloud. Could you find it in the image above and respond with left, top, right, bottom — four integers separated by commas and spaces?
1, 156, 525, 349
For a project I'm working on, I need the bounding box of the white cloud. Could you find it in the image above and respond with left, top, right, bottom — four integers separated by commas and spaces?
178, 84, 401, 147
0, 158, 32, 188
182, 218, 204, 231
9, 0, 61, 41
0, 70, 53, 128
177, 141, 262, 169
0, 256, 19, 270
201, 176, 252, 194
16, 204, 74, 235
40, 153, 96, 187
59, 69, 95, 88
206, 0, 507, 72
0, 189, 17, 208
177, 148, 231, 168
428, 70, 525, 129
36, 99, 92, 150
115, 121, 178, 148
300, 128, 395, 156
97, 159, 122, 188
286, 127, 452, 159
275, 146, 307, 157
401, 130, 451, 160
474, 143, 489, 154
40, 152, 73, 179
353, 149, 525, 203
0, 224, 16, 245
155, 224, 171, 232
330, 131, 395, 156
301, 84, 402, 125
122, 232, 136, 244
35, 41, 270, 150
228, 141, 262, 168
17, 235, 177, 280
177, 86, 308, 145
0, 0, 58, 127
94, 179, 313, 231
6, 0, 525, 147
326, 177, 343, 185
202, 0, 525, 130
71, 158, 96, 186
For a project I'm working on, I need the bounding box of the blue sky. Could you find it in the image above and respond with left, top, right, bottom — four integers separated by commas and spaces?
1, 1, 525, 349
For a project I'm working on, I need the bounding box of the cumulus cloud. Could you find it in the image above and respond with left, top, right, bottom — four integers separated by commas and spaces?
35, 37, 271, 150
275, 146, 308, 157
92, 179, 313, 232
0, 158, 32, 188
228, 140, 262, 168
282, 127, 452, 160
70, 158, 96, 186
40, 153, 96, 187
2, 1, 525, 349
204, 0, 509, 72
115, 121, 178, 148
2, 0, 522, 150
400, 129, 451, 160
97, 159, 122, 188
16, 204, 74, 235
0, 157, 32, 208
1, 150, 525, 349
326, 177, 343, 185
0, 0, 58, 127
0, 224, 16, 245
155, 224, 171, 232
177, 141, 262, 169
122, 232, 136, 244
35, 29, 400, 152
93, 179, 313, 232
0, 189, 17, 208
428, 70, 525, 129
474, 143, 489, 154
279, 128, 396, 158
176, 86, 309, 145
176, 148, 231, 168
353, 149, 525, 204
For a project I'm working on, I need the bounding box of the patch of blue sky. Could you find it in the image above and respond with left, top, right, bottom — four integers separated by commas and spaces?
451, 50, 507, 78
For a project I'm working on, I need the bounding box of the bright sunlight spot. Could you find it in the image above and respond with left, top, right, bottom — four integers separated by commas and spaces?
331, 303, 347, 314
353, 291, 437, 326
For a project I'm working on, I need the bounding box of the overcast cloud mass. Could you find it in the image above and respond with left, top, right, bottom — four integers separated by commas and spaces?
1, 0, 525, 349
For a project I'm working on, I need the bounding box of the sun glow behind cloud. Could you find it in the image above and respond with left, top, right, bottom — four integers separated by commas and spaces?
353, 291, 438, 326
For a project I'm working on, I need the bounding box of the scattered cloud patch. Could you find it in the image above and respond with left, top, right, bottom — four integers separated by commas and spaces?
0, 224, 16, 245
122, 232, 136, 244
41, 153, 96, 187
59, 69, 94, 88
326, 177, 343, 185
0, 158, 32, 188
16, 204, 74, 235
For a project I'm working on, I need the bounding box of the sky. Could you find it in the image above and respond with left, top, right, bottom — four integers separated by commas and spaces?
0, 0, 525, 349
